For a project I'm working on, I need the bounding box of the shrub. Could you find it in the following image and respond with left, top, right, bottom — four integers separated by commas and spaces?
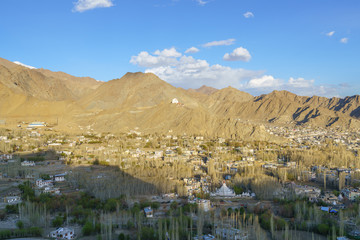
0, 210, 6, 221
104, 198, 118, 212
140, 227, 156, 240
5, 204, 18, 214
82, 221, 94, 236
52, 216, 64, 228
239, 207, 245, 215
317, 223, 330, 235
118, 233, 125, 240
16, 220, 24, 229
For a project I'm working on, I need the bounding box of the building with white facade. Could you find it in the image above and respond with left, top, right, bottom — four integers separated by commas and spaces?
49, 227, 76, 239
211, 182, 236, 198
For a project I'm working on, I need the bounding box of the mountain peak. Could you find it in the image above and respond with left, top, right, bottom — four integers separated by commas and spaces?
194, 85, 218, 95
267, 90, 299, 99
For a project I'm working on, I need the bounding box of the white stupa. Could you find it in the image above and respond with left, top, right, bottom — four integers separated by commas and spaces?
211, 182, 236, 197
171, 98, 179, 104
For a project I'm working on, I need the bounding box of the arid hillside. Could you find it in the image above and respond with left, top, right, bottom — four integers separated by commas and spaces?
1, 57, 360, 138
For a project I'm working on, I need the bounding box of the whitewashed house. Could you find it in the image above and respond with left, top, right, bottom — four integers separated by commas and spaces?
21, 161, 35, 167
4, 196, 21, 204
54, 173, 66, 182
43, 187, 61, 195
36, 179, 53, 188
49, 227, 76, 239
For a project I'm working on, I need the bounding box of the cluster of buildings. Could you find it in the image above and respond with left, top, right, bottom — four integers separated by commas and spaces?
0, 154, 13, 161
267, 125, 360, 150
35, 173, 66, 195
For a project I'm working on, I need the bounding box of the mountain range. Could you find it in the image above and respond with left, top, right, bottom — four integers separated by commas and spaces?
1, 57, 360, 140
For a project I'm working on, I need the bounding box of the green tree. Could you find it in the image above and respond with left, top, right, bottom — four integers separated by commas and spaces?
118, 233, 125, 240
140, 227, 156, 240
18, 181, 35, 200
16, 220, 24, 229
317, 224, 329, 235
82, 221, 94, 236
52, 216, 64, 228
104, 198, 118, 212
233, 186, 243, 195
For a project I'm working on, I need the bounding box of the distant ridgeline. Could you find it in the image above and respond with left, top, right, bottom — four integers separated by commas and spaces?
1, 56, 360, 138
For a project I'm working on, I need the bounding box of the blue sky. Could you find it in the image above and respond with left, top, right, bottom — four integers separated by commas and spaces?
0, 0, 359, 97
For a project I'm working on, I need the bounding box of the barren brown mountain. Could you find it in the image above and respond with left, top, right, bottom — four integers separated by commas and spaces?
1, 57, 360, 138
188, 85, 218, 95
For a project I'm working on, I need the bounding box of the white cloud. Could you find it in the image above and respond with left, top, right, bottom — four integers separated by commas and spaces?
203, 39, 236, 47
196, 0, 208, 6
154, 47, 182, 58
130, 47, 182, 68
13, 61, 36, 69
243, 11, 254, 18
185, 47, 200, 54
130, 48, 259, 88
245, 76, 338, 97
288, 77, 314, 88
223, 47, 251, 62
284, 78, 337, 97
326, 31, 335, 37
247, 75, 282, 88
130, 48, 340, 97
73, 0, 114, 12
340, 38, 348, 44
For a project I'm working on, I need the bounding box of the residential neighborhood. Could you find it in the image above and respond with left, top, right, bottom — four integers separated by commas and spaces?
0, 124, 360, 239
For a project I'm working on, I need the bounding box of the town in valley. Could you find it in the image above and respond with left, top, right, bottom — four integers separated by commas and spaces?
1, 119, 360, 240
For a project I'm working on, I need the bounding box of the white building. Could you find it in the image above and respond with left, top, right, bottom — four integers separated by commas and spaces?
4, 196, 21, 204
171, 98, 179, 104
21, 161, 35, 167
43, 187, 61, 195
211, 182, 236, 198
49, 227, 76, 239
54, 173, 66, 182
36, 179, 53, 188
0, 154, 13, 160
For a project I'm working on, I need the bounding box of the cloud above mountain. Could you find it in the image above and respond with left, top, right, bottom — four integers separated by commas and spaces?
130, 47, 259, 88
130, 47, 339, 97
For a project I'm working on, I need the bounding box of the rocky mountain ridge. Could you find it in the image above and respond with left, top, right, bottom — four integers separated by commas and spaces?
1, 57, 359, 139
